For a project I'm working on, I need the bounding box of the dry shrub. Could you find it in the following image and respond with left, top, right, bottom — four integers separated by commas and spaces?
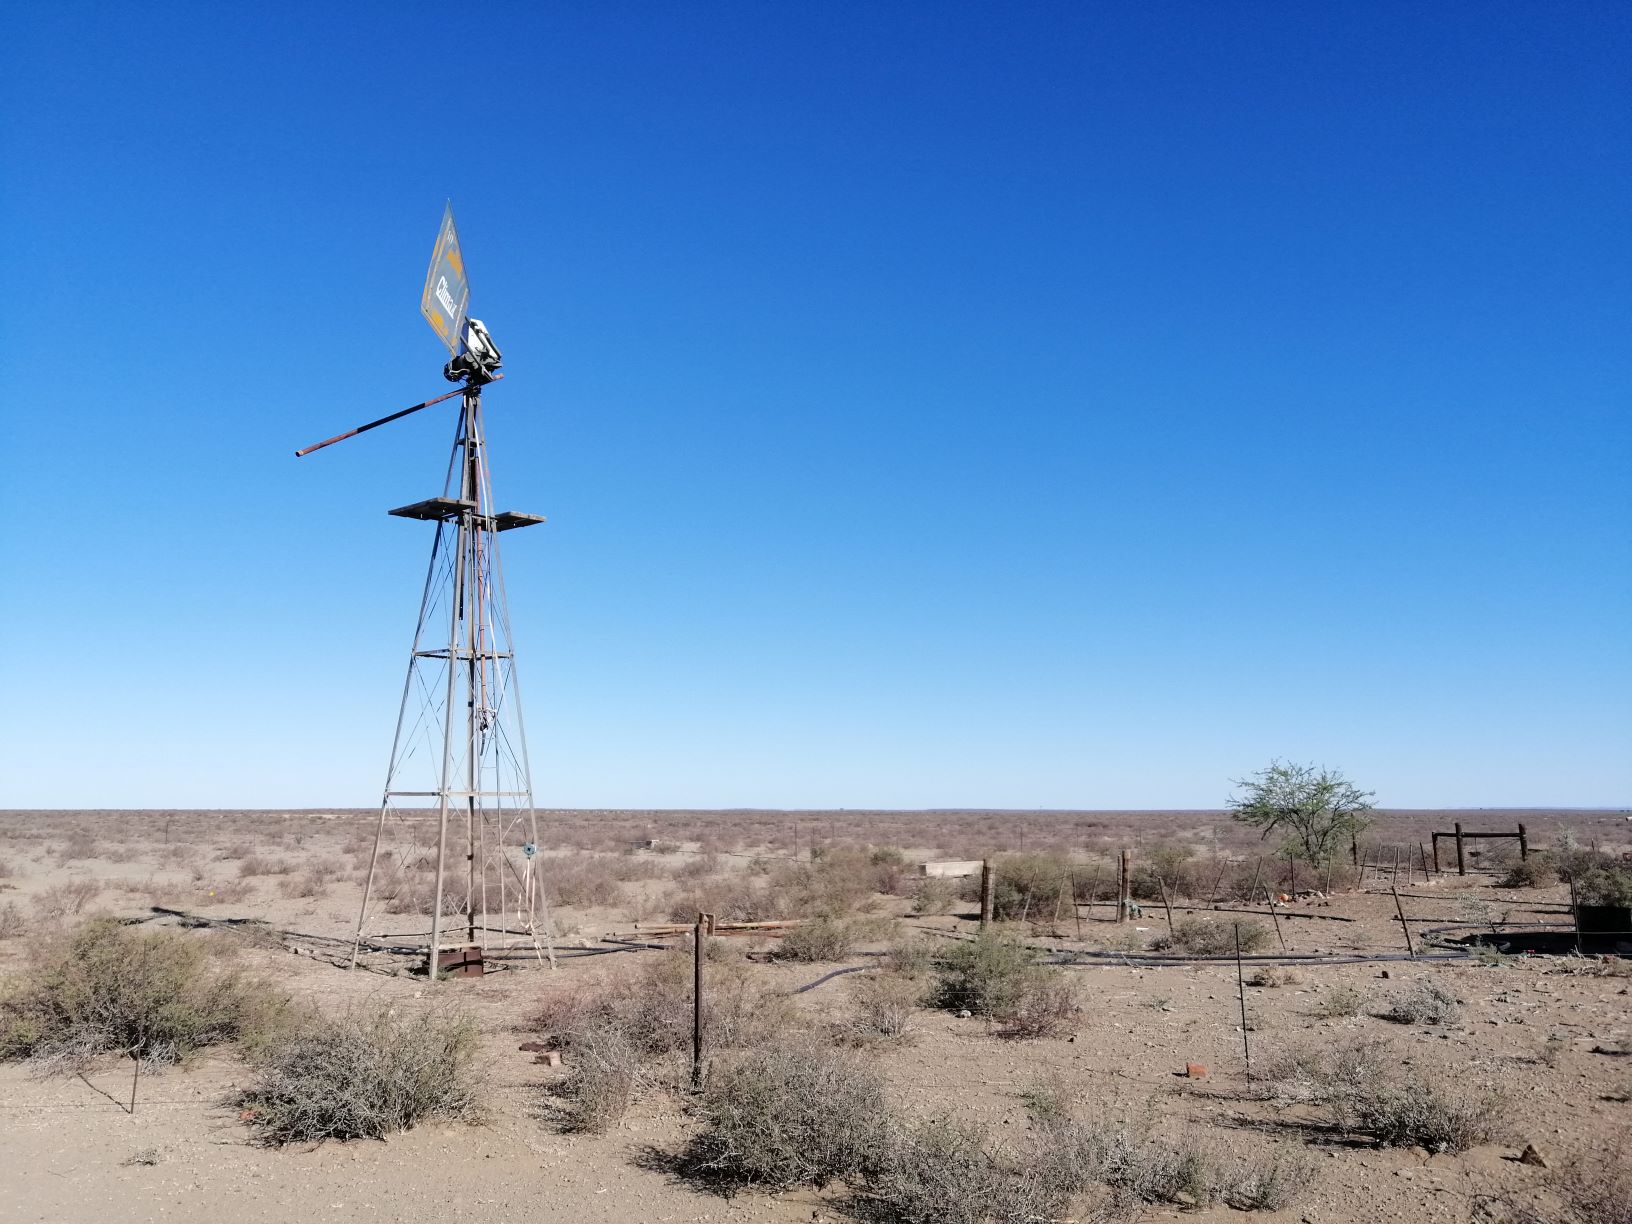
277, 870, 329, 900
0, 857, 15, 879
1314, 983, 1365, 1018
989, 852, 1074, 921
680, 1038, 889, 1191
847, 973, 921, 1040
238, 856, 293, 878
929, 930, 1080, 1038
1247, 966, 1300, 987
776, 915, 890, 963
557, 1023, 642, 1133
910, 876, 956, 916
1384, 978, 1460, 1025
1262, 1036, 1498, 1153
0, 917, 284, 1069
58, 832, 97, 861
549, 857, 622, 908
0, 900, 28, 940
1151, 917, 1268, 956
1556, 1146, 1632, 1224
536, 949, 796, 1129
200, 880, 254, 905
239, 1007, 480, 1145
867, 1104, 1308, 1223
882, 935, 936, 977
1498, 858, 1557, 888
1338, 1080, 1500, 1153
31, 880, 104, 920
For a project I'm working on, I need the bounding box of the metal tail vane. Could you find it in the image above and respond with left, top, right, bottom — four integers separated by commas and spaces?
297, 205, 555, 980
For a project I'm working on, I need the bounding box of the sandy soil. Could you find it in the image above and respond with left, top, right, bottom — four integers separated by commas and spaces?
1, 810, 1628, 1224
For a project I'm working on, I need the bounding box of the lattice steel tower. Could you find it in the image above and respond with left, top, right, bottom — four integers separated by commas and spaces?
297, 207, 554, 978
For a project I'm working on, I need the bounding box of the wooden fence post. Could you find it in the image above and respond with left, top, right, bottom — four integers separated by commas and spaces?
980, 859, 996, 929
1454, 822, 1466, 876
1117, 849, 1132, 923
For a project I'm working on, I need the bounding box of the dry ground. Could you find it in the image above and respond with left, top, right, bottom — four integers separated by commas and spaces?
1, 808, 1628, 1224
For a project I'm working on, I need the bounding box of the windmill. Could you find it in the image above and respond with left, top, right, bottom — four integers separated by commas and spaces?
297, 206, 555, 979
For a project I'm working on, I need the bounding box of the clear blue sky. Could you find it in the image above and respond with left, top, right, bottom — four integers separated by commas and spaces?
1, 3, 1627, 810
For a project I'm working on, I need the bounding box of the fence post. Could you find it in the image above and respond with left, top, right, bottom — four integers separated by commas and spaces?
1391, 886, 1415, 959
1234, 924, 1251, 1077
691, 911, 706, 1090
980, 859, 996, 929
1117, 849, 1132, 923
1517, 823, 1528, 861
1157, 876, 1176, 938
1431, 834, 1440, 875
1454, 823, 1466, 875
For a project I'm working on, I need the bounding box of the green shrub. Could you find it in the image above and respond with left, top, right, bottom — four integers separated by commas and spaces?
929, 930, 1034, 1017
989, 853, 1074, 922
239, 1008, 481, 1145
1498, 858, 1557, 888
1575, 864, 1632, 908
681, 1039, 889, 1190
0, 918, 283, 1069
929, 930, 1079, 1038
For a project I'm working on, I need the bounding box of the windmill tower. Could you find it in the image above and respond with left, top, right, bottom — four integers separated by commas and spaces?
297, 207, 555, 978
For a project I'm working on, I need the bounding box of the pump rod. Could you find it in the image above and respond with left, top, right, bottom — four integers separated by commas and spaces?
294, 375, 502, 457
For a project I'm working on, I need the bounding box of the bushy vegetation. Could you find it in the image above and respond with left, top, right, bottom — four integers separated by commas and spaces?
847, 973, 922, 1040
928, 930, 1079, 1037
1151, 917, 1269, 956
0, 918, 283, 1069
776, 915, 878, 963
1262, 1037, 1499, 1154
1498, 857, 1557, 888
1383, 978, 1460, 1025
680, 1038, 890, 1191
238, 1008, 481, 1145
534, 949, 796, 1131
989, 853, 1074, 922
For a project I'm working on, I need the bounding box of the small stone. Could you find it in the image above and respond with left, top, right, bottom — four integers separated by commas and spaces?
534, 1050, 563, 1067
956, 1009, 973, 1019
1518, 1143, 1549, 1168
1380, 969, 1391, 979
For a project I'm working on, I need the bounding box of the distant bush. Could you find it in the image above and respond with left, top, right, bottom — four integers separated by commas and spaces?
680, 1039, 889, 1191
239, 1008, 480, 1145
1151, 917, 1268, 956
909, 877, 956, 916
0, 918, 283, 1070
30, 880, 104, 921
1498, 858, 1557, 888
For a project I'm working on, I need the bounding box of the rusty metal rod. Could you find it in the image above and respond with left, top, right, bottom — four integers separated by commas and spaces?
295, 381, 499, 457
